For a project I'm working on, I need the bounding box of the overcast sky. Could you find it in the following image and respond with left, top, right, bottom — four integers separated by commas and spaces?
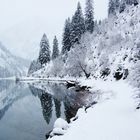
0, 0, 108, 60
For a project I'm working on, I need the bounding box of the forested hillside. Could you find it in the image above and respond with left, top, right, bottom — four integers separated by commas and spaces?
29, 0, 139, 90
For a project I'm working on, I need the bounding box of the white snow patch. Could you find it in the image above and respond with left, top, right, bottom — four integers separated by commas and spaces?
50, 118, 69, 137
54, 118, 69, 130
49, 80, 140, 140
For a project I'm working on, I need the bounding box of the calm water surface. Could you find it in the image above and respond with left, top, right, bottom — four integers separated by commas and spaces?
0, 80, 97, 140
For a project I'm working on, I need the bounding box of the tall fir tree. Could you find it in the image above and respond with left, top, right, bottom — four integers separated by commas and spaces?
85, 0, 94, 33
115, 0, 120, 10
62, 18, 72, 55
38, 34, 50, 66
108, 0, 116, 16
119, 0, 126, 13
70, 2, 85, 46
52, 36, 59, 60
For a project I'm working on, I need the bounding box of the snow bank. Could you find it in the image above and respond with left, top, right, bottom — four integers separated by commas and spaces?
54, 118, 69, 130
49, 80, 140, 140
50, 118, 69, 138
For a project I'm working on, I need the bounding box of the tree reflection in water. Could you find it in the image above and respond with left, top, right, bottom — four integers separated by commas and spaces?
0, 80, 99, 140
54, 98, 61, 118
28, 82, 94, 124
40, 93, 53, 124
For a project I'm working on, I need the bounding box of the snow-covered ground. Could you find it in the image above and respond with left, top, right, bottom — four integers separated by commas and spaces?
49, 79, 140, 140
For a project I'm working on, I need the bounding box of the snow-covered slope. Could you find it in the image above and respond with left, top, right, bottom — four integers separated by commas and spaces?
0, 42, 29, 78
33, 4, 140, 89
45, 4, 140, 140
49, 80, 140, 140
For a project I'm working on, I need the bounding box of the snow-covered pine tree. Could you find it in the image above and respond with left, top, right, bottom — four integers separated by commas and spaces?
38, 34, 51, 66
119, 0, 126, 13
85, 0, 94, 33
115, 0, 120, 10
108, 0, 120, 16
70, 2, 85, 46
52, 36, 59, 60
108, 0, 116, 16
62, 18, 72, 55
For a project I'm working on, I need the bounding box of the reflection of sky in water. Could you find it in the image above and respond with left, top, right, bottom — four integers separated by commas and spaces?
0, 80, 97, 140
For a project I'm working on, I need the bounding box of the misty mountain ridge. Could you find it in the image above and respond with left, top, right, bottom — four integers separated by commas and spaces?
0, 42, 30, 78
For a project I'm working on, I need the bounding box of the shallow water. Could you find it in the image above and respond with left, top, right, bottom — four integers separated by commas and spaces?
0, 80, 97, 140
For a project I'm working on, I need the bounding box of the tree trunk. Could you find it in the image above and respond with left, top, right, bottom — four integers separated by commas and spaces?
78, 62, 90, 78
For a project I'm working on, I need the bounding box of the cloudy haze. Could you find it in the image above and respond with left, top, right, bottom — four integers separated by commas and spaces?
0, 0, 108, 60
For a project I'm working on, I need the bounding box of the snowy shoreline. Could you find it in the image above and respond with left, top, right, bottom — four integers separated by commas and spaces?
47, 79, 140, 140
1, 76, 140, 140
18, 76, 140, 140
